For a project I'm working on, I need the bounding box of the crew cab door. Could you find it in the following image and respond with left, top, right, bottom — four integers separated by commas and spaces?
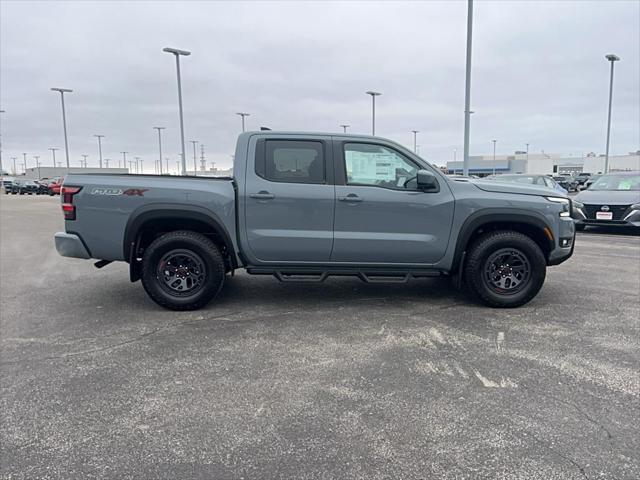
331, 140, 454, 264
243, 136, 335, 262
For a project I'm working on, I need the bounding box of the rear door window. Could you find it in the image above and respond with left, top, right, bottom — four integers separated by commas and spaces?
257, 140, 325, 184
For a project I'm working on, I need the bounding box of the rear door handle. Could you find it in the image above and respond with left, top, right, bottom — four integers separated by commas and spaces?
338, 194, 363, 202
249, 191, 275, 200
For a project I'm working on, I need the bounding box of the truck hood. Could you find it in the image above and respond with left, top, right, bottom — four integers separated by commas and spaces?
471, 179, 559, 198
574, 189, 640, 205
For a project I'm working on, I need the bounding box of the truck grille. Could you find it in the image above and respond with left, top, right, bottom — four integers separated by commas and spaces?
583, 204, 629, 220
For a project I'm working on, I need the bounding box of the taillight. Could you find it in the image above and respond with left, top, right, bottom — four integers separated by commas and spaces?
61, 186, 82, 220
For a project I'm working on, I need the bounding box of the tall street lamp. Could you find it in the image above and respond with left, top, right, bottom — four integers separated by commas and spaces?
134, 156, 140, 174
365, 91, 381, 135
22, 153, 27, 174
236, 112, 250, 132
94, 134, 105, 168
34, 156, 40, 178
81, 154, 88, 168
121, 152, 128, 172
51, 87, 73, 170
49, 147, 58, 168
526, 143, 529, 163
340, 124, 350, 133
190, 140, 198, 175
412, 130, 419, 153
462, 0, 474, 176
11, 157, 16, 175
492, 139, 497, 175
153, 127, 165, 174
0, 110, 5, 176
604, 54, 620, 173
163, 47, 191, 175
104, 158, 110, 168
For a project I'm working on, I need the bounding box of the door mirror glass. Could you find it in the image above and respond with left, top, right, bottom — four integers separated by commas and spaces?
416, 170, 439, 191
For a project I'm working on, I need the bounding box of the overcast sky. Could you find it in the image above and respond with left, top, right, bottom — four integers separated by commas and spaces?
1, 0, 638, 172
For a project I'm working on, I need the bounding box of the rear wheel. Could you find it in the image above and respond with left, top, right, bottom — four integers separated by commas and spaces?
464, 230, 546, 308
141, 230, 225, 311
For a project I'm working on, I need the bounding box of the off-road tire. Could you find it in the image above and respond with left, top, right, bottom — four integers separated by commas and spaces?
464, 230, 546, 308
141, 230, 225, 311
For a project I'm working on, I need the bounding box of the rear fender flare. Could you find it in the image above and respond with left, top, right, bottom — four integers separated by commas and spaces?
124, 204, 237, 280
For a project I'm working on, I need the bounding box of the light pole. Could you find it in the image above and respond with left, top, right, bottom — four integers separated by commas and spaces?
190, 140, 198, 175
121, 152, 128, 172
166, 157, 170, 174
153, 127, 165, 174
604, 54, 620, 173
104, 158, 110, 168
94, 134, 105, 168
81, 154, 88, 168
526, 143, 529, 163
365, 91, 381, 135
462, 0, 474, 176
48, 147, 58, 168
51, 87, 73, 170
163, 47, 191, 176
11, 157, 17, 176
139, 158, 144, 174
22, 153, 27, 174
492, 140, 497, 176
34, 156, 40, 178
0, 110, 5, 176
340, 124, 350, 133
134, 156, 140, 174
236, 112, 250, 132
412, 130, 419, 153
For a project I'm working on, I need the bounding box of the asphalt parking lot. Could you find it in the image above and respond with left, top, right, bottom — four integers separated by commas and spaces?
1, 195, 639, 480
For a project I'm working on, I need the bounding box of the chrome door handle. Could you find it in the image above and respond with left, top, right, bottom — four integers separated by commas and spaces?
249, 192, 275, 200
338, 194, 363, 202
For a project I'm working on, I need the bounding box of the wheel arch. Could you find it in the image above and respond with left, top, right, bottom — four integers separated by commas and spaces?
451, 210, 554, 274
124, 204, 237, 281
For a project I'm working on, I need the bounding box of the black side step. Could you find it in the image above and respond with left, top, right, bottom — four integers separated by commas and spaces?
247, 267, 442, 284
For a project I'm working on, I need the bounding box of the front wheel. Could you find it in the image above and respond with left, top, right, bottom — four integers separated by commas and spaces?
464, 231, 546, 308
141, 230, 226, 311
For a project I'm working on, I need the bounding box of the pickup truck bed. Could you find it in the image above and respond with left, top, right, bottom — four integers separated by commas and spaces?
55, 131, 575, 310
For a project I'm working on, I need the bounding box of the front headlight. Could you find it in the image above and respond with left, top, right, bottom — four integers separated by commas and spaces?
546, 196, 571, 217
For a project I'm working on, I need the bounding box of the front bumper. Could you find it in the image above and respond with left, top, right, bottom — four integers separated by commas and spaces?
547, 217, 575, 266
54, 232, 91, 259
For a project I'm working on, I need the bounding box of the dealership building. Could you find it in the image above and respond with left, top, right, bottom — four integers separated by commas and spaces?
445, 152, 640, 176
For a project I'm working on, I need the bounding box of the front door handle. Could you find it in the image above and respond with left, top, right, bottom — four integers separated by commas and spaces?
250, 191, 275, 200
338, 194, 363, 202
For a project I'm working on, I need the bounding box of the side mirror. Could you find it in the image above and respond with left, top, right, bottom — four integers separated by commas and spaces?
416, 170, 439, 192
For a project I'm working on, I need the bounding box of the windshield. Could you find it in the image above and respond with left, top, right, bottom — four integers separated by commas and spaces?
590, 174, 640, 191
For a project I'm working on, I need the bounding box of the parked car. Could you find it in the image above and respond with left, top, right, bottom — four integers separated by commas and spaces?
11, 179, 39, 195
55, 132, 575, 311
575, 172, 592, 186
552, 175, 577, 192
484, 174, 568, 195
573, 171, 640, 231
35, 180, 50, 195
2, 177, 15, 193
48, 177, 63, 195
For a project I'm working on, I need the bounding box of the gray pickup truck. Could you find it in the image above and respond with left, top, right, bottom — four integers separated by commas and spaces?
55, 132, 575, 310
